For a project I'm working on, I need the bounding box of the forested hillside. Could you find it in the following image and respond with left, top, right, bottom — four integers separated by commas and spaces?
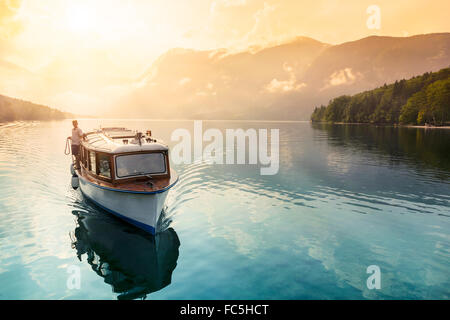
0, 94, 73, 122
311, 67, 450, 125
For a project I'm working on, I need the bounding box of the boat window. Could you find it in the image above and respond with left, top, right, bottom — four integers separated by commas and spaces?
89, 151, 96, 174
115, 153, 166, 178
97, 153, 111, 179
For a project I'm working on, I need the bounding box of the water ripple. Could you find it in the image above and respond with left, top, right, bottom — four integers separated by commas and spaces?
0, 120, 449, 299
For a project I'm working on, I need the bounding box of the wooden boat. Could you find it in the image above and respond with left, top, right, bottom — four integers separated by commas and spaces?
71, 127, 178, 234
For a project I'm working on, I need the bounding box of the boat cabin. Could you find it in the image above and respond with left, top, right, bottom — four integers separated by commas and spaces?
78, 127, 173, 192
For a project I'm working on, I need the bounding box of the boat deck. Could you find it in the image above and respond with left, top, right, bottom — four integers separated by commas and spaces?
82, 128, 168, 154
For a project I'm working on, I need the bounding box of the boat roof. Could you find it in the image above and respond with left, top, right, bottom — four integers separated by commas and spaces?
82, 127, 169, 154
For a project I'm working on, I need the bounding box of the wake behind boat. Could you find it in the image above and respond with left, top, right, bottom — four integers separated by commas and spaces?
69, 127, 178, 234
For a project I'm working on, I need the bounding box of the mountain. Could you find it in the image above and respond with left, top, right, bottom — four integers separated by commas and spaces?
311, 67, 450, 125
114, 33, 450, 120
0, 94, 74, 122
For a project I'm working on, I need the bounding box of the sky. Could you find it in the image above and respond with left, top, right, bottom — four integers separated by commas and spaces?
1, 0, 449, 114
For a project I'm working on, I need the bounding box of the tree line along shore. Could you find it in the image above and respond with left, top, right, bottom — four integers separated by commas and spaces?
0, 94, 74, 122
311, 67, 450, 126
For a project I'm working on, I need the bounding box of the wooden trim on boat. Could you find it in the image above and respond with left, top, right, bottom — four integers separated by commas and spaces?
79, 165, 176, 193
110, 153, 116, 181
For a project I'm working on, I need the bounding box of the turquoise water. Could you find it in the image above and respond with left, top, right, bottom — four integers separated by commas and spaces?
0, 120, 449, 299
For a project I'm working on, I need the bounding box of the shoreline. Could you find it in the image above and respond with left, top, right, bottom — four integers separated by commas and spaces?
311, 121, 450, 129
1, 118, 450, 129
403, 125, 450, 129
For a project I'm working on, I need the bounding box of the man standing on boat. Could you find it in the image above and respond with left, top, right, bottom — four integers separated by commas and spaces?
69, 120, 84, 169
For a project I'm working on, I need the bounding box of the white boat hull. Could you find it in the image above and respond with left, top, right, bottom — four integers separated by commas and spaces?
78, 175, 169, 234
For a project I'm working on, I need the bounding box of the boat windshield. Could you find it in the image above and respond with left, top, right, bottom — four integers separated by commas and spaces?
115, 153, 166, 178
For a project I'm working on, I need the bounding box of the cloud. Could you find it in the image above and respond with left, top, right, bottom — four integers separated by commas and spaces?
195, 83, 217, 97
208, 1, 278, 51
0, 0, 21, 20
178, 77, 191, 86
182, 29, 195, 39
265, 78, 306, 93
210, 0, 248, 14
327, 68, 360, 86
319, 67, 363, 91
0, 0, 23, 39
244, 2, 276, 44
264, 62, 306, 93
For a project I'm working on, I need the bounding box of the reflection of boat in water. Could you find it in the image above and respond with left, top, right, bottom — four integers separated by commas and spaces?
70, 210, 180, 300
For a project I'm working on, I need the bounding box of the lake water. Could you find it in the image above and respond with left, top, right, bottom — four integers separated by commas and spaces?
0, 120, 449, 300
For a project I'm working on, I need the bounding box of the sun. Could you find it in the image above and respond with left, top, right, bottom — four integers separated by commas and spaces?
65, 4, 96, 34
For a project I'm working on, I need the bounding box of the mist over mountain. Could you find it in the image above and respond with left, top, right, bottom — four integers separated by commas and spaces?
114, 33, 450, 120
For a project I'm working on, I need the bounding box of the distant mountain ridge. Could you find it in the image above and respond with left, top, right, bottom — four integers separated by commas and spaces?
115, 33, 450, 120
0, 94, 74, 122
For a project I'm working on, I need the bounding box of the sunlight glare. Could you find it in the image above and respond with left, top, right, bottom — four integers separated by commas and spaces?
65, 4, 96, 34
